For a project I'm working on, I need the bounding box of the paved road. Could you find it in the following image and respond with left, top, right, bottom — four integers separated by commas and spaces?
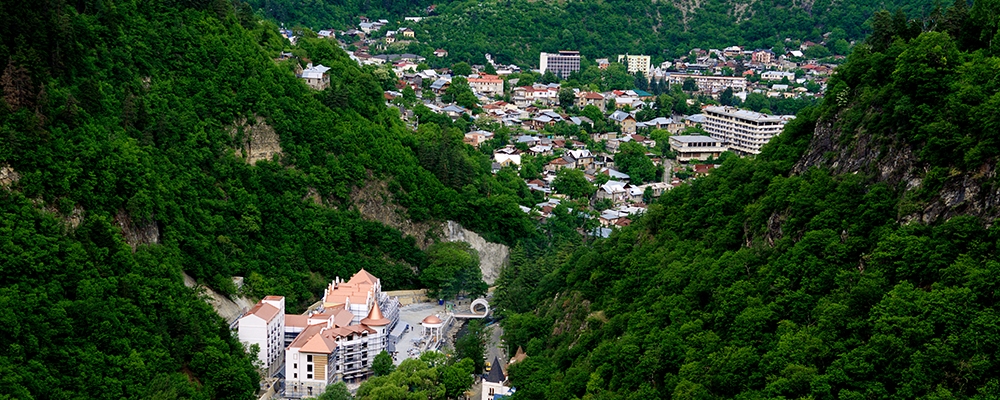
662, 158, 674, 183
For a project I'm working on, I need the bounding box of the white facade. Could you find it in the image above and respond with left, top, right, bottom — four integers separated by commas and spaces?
300, 64, 331, 90
669, 135, 728, 162
468, 75, 504, 95
760, 70, 796, 81
237, 296, 286, 376
667, 74, 747, 94
617, 54, 651, 77
703, 106, 792, 155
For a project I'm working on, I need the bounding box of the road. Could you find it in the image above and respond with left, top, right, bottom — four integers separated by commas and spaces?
471, 321, 505, 400
662, 158, 674, 182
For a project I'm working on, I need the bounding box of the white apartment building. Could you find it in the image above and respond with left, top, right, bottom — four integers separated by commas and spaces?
238, 296, 287, 376
666, 74, 747, 94
669, 135, 728, 162
703, 106, 792, 155
539, 51, 581, 78
617, 54, 651, 77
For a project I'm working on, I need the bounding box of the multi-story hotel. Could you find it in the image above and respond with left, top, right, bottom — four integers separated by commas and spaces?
237, 269, 401, 399
617, 54, 651, 77
539, 51, 581, 78
702, 106, 792, 155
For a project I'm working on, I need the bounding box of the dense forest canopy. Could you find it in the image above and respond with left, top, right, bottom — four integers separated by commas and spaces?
248, 0, 939, 65
495, 1, 1000, 399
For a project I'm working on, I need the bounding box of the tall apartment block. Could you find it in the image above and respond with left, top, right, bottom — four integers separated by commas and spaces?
539, 51, 581, 78
703, 106, 793, 155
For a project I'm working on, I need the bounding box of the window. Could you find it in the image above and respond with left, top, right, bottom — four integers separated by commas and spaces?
293, 363, 297, 369
307, 374, 312, 379
307, 355, 313, 362
307, 364, 313, 372
293, 373, 297, 378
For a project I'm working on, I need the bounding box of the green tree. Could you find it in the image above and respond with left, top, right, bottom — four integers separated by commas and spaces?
559, 87, 576, 109
316, 382, 353, 400
553, 168, 596, 199
616, 141, 658, 183
454, 320, 491, 374
440, 358, 475, 398
720, 87, 735, 106
682, 78, 698, 92
421, 242, 487, 300
452, 61, 473, 76
372, 351, 395, 377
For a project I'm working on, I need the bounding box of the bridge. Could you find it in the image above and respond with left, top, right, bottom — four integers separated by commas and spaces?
452, 298, 490, 319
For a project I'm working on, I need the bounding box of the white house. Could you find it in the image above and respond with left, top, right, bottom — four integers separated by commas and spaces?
300, 64, 332, 90
238, 296, 286, 376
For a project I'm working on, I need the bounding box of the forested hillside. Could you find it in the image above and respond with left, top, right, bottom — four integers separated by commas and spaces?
250, 0, 938, 65
496, 2, 1000, 399
0, 0, 532, 398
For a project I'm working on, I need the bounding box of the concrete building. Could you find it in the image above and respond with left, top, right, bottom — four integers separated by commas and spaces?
237, 296, 286, 377
617, 54, 651, 77
300, 64, 331, 90
760, 70, 796, 81
576, 91, 606, 111
666, 74, 746, 94
751, 49, 775, 64
468, 74, 504, 95
539, 51, 581, 78
609, 110, 637, 134
669, 135, 728, 162
703, 106, 792, 155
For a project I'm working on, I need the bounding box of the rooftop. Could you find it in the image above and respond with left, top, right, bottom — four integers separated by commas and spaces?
705, 106, 784, 122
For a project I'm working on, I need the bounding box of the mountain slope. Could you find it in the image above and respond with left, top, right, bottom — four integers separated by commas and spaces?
495, 3, 1000, 399
0, 0, 532, 397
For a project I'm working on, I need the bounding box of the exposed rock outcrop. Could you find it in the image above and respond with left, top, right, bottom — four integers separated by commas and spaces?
230, 115, 282, 164
0, 164, 19, 188
350, 179, 443, 250
349, 178, 510, 281
182, 272, 256, 324
113, 209, 160, 251
444, 220, 509, 285
793, 116, 1000, 225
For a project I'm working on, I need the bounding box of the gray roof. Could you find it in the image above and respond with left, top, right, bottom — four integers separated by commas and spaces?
671, 135, 718, 143
609, 110, 633, 122
485, 356, 505, 383
685, 114, 707, 123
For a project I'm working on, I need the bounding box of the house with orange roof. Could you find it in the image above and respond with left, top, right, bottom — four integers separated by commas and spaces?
468, 74, 504, 95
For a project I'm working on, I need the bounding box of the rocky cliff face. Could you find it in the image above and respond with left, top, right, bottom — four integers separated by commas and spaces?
444, 220, 509, 285
349, 178, 510, 283
793, 116, 1000, 225
351, 178, 443, 250
230, 115, 282, 164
